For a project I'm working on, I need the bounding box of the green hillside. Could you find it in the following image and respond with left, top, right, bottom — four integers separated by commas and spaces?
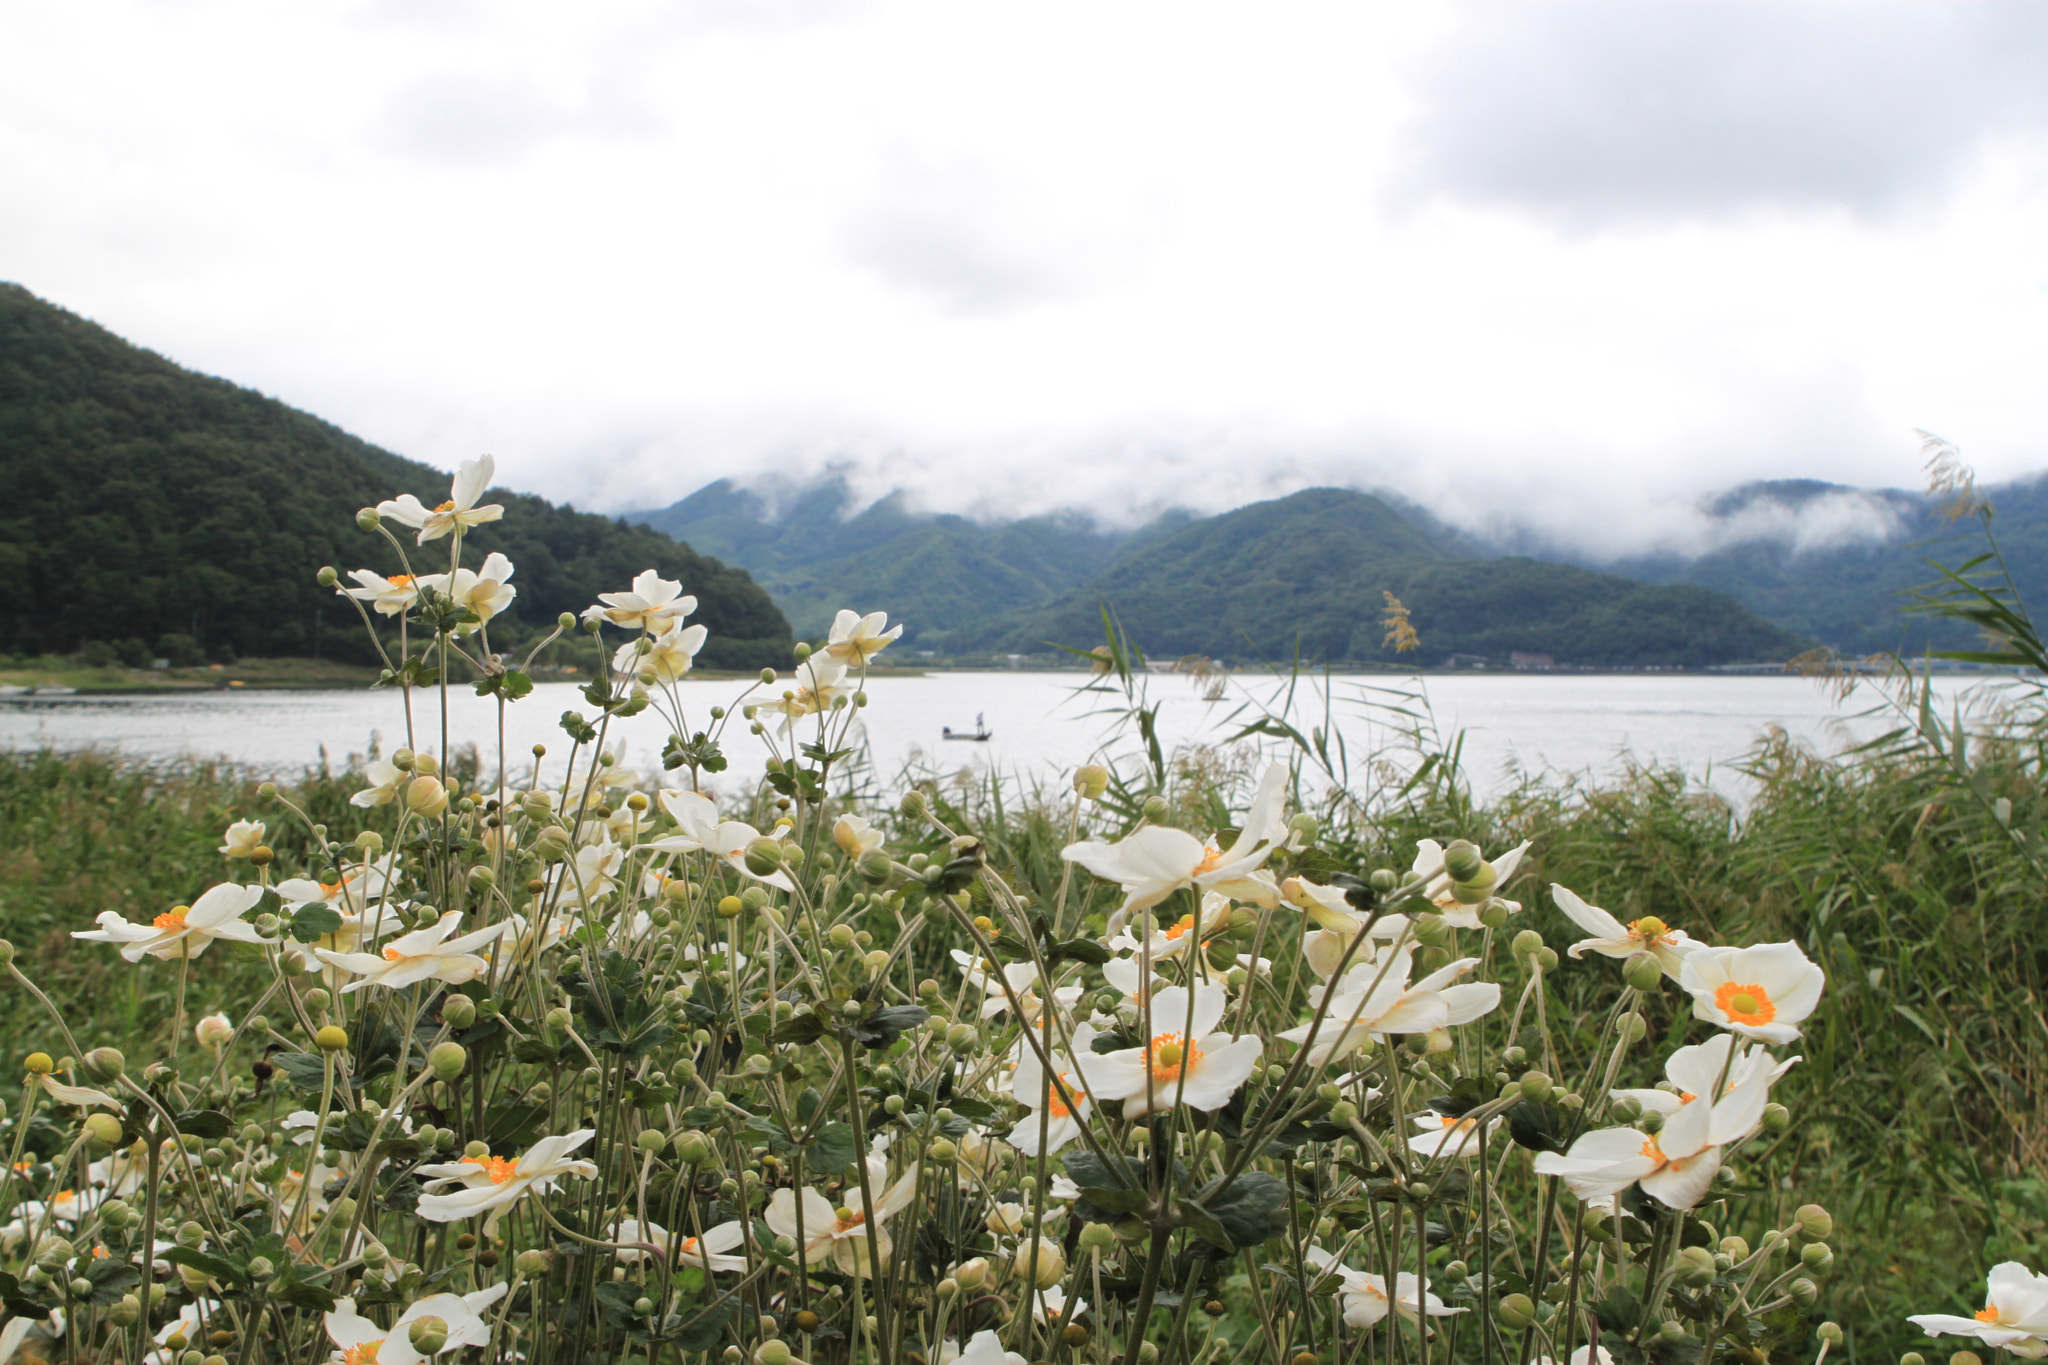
631, 477, 1166, 643
0, 285, 791, 668
950, 488, 1814, 667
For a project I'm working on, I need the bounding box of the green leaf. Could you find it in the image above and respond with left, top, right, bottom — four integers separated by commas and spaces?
277, 1278, 339, 1313
1175, 1198, 1236, 1252
286, 905, 344, 942
1507, 1100, 1569, 1154
1046, 936, 1112, 967
172, 1109, 235, 1139
81, 1257, 141, 1305
848, 1005, 929, 1050
269, 1051, 328, 1092
1186, 1172, 1289, 1249
769, 1013, 828, 1046
161, 1246, 242, 1284
673, 1299, 733, 1352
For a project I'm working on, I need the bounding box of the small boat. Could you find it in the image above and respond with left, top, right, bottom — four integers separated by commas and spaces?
942, 713, 993, 742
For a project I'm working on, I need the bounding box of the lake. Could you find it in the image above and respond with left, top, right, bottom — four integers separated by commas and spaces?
0, 669, 2002, 806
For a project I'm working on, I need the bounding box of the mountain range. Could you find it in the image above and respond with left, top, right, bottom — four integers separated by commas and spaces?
632, 478, 1817, 668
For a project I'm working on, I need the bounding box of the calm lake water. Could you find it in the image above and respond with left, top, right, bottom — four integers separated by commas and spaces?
0, 670, 2003, 806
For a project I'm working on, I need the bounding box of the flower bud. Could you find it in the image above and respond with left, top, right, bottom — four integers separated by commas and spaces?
194, 1013, 234, 1052
84, 1112, 124, 1148
1443, 840, 1485, 883
1411, 914, 1451, 948
1536, 946, 1559, 971
516, 1249, 553, 1276
1818, 1323, 1844, 1347
1720, 1236, 1750, 1261
1073, 764, 1109, 799
745, 839, 785, 876
1801, 1242, 1834, 1274
356, 507, 380, 531
1511, 930, 1544, 960
1014, 1238, 1065, 1289
953, 1256, 990, 1290
928, 1138, 957, 1163
1518, 1070, 1552, 1101
1479, 901, 1512, 930
1622, 953, 1664, 992
82, 1047, 127, 1080
1951, 1354, 1983, 1365
406, 775, 449, 817
428, 1042, 467, 1081
1674, 1245, 1718, 1287
440, 996, 477, 1030
1795, 1204, 1833, 1242
107, 1293, 141, 1327
355, 830, 384, 856
1079, 1221, 1117, 1254
23, 1052, 53, 1075
755, 1343, 792, 1365
315, 1026, 348, 1053
1788, 1277, 1819, 1306
1497, 1293, 1537, 1329
408, 1316, 450, 1355
544, 1007, 573, 1039
1761, 1102, 1790, 1132
986, 1203, 1028, 1236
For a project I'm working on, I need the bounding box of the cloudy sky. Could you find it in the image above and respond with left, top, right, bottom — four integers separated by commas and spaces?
5, 0, 2048, 554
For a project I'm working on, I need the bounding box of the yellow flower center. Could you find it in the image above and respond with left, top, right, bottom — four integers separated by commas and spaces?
835, 1208, 866, 1233
1046, 1072, 1087, 1119
153, 905, 190, 931
1164, 914, 1198, 941
1715, 981, 1776, 1025
345, 1340, 384, 1365
1439, 1116, 1475, 1131
1149, 1033, 1203, 1084
465, 1155, 519, 1184
1978, 1306, 2003, 1324
387, 575, 416, 589
1193, 843, 1225, 875
1628, 916, 1669, 942
1639, 1135, 1668, 1165
382, 946, 405, 961
434, 500, 456, 513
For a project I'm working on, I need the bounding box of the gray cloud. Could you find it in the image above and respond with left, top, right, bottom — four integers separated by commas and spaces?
367, 69, 662, 168
838, 149, 1158, 316
1396, 0, 2048, 224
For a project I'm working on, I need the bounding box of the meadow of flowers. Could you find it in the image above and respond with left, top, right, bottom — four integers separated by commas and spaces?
0, 456, 2013, 1365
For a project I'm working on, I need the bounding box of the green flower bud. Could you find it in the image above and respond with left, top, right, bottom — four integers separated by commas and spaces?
1952, 1353, 1984, 1365
1535, 946, 1559, 971
406, 775, 449, 817
1795, 1204, 1834, 1242
1801, 1242, 1834, 1273
1761, 1102, 1790, 1132
1442, 840, 1485, 883
1674, 1245, 1718, 1287
107, 1293, 141, 1327
317, 565, 339, 587
440, 995, 477, 1030
1518, 1070, 1552, 1101
408, 1316, 449, 1355
1079, 1222, 1117, 1253
636, 1128, 666, 1154
427, 1042, 467, 1081
1511, 930, 1544, 960
756, 1342, 793, 1365
745, 839, 785, 876
516, 1249, 553, 1275
356, 507, 380, 531
1141, 795, 1170, 822
1368, 868, 1400, 894
1411, 914, 1451, 948
315, 1026, 348, 1053
544, 1007, 573, 1038
1478, 900, 1511, 930
1818, 1323, 1844, 1346
1622, 953, 1664, 992
83, 1113, 123, 1148
1073, 765, 1110, 799
1497, 1293, 1537, 1329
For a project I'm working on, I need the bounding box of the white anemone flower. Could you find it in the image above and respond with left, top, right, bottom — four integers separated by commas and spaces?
612, 1218, 750, 1272
834, 813, 884, 858
218, 820, 265, 860
1410, 838, 1532, 928
647, 790, 796, 891
415, 1132, 598, 1222
1610, 1032, 1800, 1136
1032, 1284, 1089, 1326
342, 568, 426, 617
275, 864, 403, 968
1082, 984, 1262, 1120
314, 911, 509, 993
584, 569, 695, 631
759, 654, 853, 730
1108, 890, 1239, 962
1275, 950, 1500, 1067
1101, 955, 1167, 1008
1679, 942, 1826, 1044
825, 609, 903, 663
419, 551, 516, 632
765, 1167, 920, 1277
323, 1285, 507, 1365
1062, 763, 1289, 922
615, 619, 708, 684
377, 455, 504, 544
350, 757, 407, 808
74, 883, 267, 962
1407, 1110, 1502, 1160
1532, 1047, 1777, 1210
1007, 1024, 1097, 1157
944, 1330, 1030, 1365
1303, 1246, 1465, 1330
1552, 885, 1704, 979
949, 950, 1080, 1022
1910, 1263, 2048, 1358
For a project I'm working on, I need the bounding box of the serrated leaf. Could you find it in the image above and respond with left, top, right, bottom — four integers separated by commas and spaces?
269, 1052, 329, 1092
769, 1013, 828, 1046
1507, 1100, 1569, 1154
288, 905, 344, 943
848, 1005, 929, 1049
172, 1109, 235, 1139
1047, 936, 1112, 967
1176, 1199, 1235, 1251
1186, 1172, 1289, 1249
